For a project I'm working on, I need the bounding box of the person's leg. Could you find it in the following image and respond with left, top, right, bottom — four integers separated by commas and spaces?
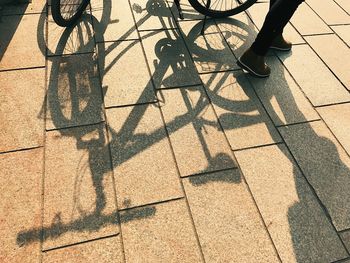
251, 0, 304, 56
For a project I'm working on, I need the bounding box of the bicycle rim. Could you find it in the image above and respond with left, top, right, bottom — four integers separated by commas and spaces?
188, 0, 257, 17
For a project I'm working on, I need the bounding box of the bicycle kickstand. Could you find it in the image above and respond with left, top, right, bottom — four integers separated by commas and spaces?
201, 0, 211, 35
174, 0, 184, 20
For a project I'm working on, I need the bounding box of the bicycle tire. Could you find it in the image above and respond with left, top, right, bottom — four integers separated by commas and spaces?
188, 0, 257, 18
52, 0, 90, 27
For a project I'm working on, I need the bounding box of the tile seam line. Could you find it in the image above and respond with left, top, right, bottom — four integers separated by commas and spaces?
315, 101, 350, 109
331, 0, 350, 16
0, 66, 46, 72
45, 120, 106, 132
118, 196, 185, 212
42, 233, 120, 253
233, 142, 285, 153
1, 11, 46, 17
176, 14, 283, 262
0, 146, 43, 156
180, 167, 238, 179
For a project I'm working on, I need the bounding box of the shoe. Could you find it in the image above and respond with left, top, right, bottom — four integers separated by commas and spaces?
237, 48, 271, 78
270, 35, 292, 51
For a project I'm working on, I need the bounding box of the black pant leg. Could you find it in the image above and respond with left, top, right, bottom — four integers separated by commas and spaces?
251, 0, 304, 56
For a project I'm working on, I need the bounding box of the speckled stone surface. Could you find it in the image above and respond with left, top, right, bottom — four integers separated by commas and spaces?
160, 86, 236, 177
0, 149, 42, 263
98, 41, 156, 108
340, 230, 350, 252
290, 3, 332, 35
130, 0, 177, 31
179, 19, 240, 73
140, 29, 201, 89
43, 124, 119, 250
200, 71, 282, 150
306, 0, 350, 25
235, 144, 348, 263
306, 35, 350, 91
106, 105, 183, 209
1, 0, 46, 15
279, 121, 350, 231
277, 45, 350, 106
0, 68, 45, 152
334, 0, 350, 13
183, 169, 280, 262
0, 14, 45, 70
248, 56, 320, 126
317, 103, 350, 155
46, 54, 104, 130
120, 200, 203, 263
331, 25, 350, 46
42, 235, 124, 263
91, 0, 138, 42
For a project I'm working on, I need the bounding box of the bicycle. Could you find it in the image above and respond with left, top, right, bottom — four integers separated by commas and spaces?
51, 0, 257, 27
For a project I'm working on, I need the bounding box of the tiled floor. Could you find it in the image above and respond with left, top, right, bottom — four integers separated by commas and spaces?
1, 0, 350, 262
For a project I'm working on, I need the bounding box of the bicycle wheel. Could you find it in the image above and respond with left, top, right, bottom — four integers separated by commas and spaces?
52, 0, 90, 27
188, 0, 257, 18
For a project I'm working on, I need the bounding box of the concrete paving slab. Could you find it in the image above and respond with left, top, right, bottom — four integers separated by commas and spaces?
130, 0, 176, 31
334, 0, 350, 13
0, 68, 45, 152
183, 169, 280, 262
47, 13, 95, 56
317, 103, 350, 155
43, 124, 118, 250
106, 105, 183, 210
306, 0, 350, 25
306, 34, 350, 91
120, 199, 203, 263
340, 230, 350, 253
200, 71, 282, 150
98, 41, 156, 108
0, 14, 45, 70
247, 2, 305, 44
91, 0, 138, 42
167, 0, 205, 20
42, 235, 124, 263
0, 149, 42, 263
140, 29, 201, 89
248, 56, 320, 126
235, 144, 349, 263
290, 3, 332, 36
279, 121, 350, 231
277, 44, 350, 106
332, 25, 350, 46
160, 86, 236, 177
1, 0, 46, 15
179, 19, 240, 73
46, 54, 104, 130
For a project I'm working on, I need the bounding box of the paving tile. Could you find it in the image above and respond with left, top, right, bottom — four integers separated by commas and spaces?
332, 25, 350, 46
43, 124, 118, 250
340, 230, 350, 252
46, 54, 104, 130
120, 199, 203, 263
317, 103, 350, 155
47, 13, 95, 56
290, 3, 332, 35
0, 14, 45, 70
0, 149, 42, 263
334, 0, 350, 13
306, 34, 350, 91
167, 0, 205, 20
179, 19, 240, 73
248, 56, 319, 125
98, 41, 156, 108
235, 144, 348, 263
42, 235, 124, 263
140, 29, 201, 89
277, 45, 350, 106
1, 0, 46, 15
130, 0, 176, 31
160, 86, 236, 177
247, 2, 305, 44
200, 71, 282, 150
183, 169, 280, 262
279, 121, 350, 231
91, 0, 138, 42
106, 105, 183, 209
0, 68, 45, 152
306, 0, 350, 25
